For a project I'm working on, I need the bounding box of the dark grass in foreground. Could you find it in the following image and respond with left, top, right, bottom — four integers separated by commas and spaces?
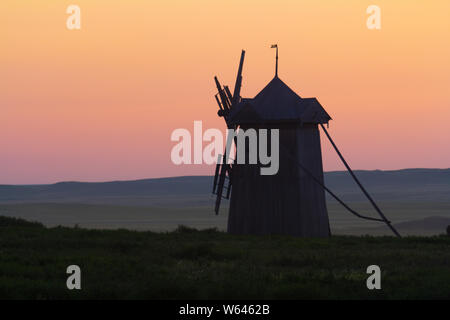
0, 216, 449, 299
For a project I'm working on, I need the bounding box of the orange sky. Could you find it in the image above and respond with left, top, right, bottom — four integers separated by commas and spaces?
1, 0, 450, 184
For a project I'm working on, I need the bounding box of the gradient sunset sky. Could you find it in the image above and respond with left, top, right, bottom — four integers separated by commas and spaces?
2, 0, 450, 184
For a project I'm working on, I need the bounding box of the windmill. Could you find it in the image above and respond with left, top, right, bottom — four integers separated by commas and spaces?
212, 47, 400, 237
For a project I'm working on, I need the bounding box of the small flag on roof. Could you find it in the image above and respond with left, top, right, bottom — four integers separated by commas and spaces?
271, 45, 278, 77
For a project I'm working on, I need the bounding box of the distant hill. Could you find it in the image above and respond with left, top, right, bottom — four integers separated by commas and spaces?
0, 168, 449, 206
0, 176, 209, 199
393, 216, 450, 232
325, 168, 450, 202
336, 215, 450, 236
0, 176, 211, 207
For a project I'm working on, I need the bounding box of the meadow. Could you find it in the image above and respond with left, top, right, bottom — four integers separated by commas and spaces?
1, 170, 450, 299
1, 216, 449, 300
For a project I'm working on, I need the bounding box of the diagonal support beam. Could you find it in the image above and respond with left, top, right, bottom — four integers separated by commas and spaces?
319, 123, 401, 238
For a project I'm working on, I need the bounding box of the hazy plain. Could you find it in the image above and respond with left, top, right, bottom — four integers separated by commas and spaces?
1, 169, 449, 236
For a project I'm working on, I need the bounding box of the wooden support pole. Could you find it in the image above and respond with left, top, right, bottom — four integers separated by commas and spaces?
319, 123, 402, 238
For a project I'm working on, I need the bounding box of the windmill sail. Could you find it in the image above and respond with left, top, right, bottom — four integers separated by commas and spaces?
212, 50, 245, 214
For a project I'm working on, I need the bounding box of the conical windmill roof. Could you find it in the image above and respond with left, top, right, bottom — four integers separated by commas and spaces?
229, 76, 331, 125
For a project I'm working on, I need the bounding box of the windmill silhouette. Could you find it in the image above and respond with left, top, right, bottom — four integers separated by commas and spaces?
212, 47, 400, 237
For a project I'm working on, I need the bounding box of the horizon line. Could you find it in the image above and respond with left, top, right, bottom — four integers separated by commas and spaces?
2, 167, 450, 186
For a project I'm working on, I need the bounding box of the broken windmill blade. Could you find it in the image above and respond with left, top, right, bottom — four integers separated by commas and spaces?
214, 76, 230, 116
212, 50, 246, 215
214, 158, 232, 215
232, 50, 246, 106
214, 95, 223, 111
224, 86, 233, 105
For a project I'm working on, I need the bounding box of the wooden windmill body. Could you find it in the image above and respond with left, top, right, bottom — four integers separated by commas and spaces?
213, 49, 331, 237
226, 76, 331, 237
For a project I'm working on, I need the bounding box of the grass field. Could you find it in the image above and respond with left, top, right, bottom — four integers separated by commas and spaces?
1, 216, 449, 300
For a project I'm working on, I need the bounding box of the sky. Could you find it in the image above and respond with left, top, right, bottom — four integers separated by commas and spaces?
1, 0, 450, 184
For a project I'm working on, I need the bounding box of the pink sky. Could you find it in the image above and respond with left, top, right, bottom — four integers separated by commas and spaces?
1, 0, 450, 184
